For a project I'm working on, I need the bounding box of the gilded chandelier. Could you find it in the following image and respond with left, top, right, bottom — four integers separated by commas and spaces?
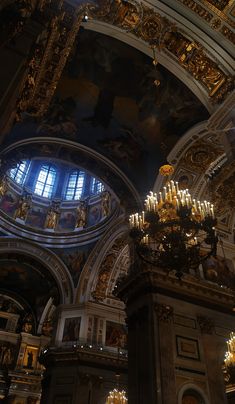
225, 333, 235, 368
129, 165, 218, 278
106, 388, 128, 404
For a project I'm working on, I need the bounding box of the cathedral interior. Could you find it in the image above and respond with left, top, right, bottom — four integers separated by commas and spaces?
0, 0, 234, 403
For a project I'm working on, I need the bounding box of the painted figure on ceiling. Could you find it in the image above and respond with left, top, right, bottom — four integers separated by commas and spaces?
101, 190, 111, 218
75, 201, 87, 228
14, 194, 32, 221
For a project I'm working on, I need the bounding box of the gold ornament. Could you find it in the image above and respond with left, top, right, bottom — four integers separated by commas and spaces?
159, 164, 174, 177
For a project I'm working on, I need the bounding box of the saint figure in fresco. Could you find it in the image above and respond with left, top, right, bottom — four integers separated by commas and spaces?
75, 201, 87, 228
45, 208, 59, 229
14, 195, 31, 221
101, 190, 111, 218
1, 347, 13, 365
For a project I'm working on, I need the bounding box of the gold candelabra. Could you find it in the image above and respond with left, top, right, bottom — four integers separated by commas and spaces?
106, 388, 128, 404
225, 332, 235, 367
129, 164, 217, 278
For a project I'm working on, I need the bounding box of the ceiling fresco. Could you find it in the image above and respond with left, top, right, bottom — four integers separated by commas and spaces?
0, 255, 60, 322
54, 243, 96, 288
7, 29, 209, 193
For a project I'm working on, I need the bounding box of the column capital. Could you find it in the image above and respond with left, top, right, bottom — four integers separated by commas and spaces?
155, 303, 174, 322
197, 315, 215, 334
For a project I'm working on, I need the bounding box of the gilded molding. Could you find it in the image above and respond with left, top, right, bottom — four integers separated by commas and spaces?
221, 24, 235, 44
16, 3, 83, 119
178, 0, 235, 43
91, 237, 127, 301
30, 5, 83, 117
201, 0, 232, 12
200, 0, 235, 27
201, 0, 233, 13
179, 0, 213, 22
180, 140, 223, 173
209, 161, 235, 215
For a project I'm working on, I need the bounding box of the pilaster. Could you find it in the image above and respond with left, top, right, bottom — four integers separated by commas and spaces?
197, 315, 227, 404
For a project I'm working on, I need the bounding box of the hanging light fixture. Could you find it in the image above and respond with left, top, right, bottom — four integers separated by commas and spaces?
106, 388, 128, 404
129, 164, 218, 279
225, 332, 235, 368
152, 45, 160, 87
106, 373, 128, 404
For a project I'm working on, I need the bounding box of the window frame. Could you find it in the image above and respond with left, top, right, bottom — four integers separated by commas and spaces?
34, 164, 57, 199
90, 177, 104, 195
65, 170, 86, 201
8, 160, 31, 186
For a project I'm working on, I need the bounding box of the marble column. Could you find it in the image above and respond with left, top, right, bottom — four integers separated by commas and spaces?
120, 268, 177, 404
127, 301, 159, 404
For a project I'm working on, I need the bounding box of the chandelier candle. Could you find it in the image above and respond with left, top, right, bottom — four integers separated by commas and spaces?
225, 333, 235, 367
106, 389, 128, 404
129, 165, 217, 279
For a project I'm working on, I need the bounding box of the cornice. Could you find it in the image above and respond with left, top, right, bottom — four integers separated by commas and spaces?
117, 267, 235, 314
40, 347, 128, 369
160, 0, 235, 51
0, 200, 120, 248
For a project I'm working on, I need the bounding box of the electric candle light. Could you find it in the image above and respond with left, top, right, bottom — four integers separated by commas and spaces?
129, 178, 215, 233
224, 332, 235, 368
106, 389, 128, 404
129, 164, 217, 279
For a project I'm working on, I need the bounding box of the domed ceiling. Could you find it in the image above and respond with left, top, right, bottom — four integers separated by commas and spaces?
0, 153, 119, 246
7, 29, 209, 194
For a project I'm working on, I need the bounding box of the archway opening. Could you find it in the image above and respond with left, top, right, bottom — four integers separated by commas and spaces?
182, 389, 206, 404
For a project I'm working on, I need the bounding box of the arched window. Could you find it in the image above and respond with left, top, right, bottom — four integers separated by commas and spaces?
90, 177, 104, 195
65, 170, 85, 200
9, 160, 30, 185
34, 165, 57, 198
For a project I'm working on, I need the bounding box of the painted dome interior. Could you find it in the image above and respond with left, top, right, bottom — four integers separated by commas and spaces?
0, 157, 117, 236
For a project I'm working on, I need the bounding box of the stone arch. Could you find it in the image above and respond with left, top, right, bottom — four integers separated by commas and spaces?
155, 93, 234, 198
0, 237, 74, 304
84, 21, 212, 112
106, 243, 130, 297
82, 0, 234, 110
76, 218, 129, 303
153, 97, 234, 229
178, 383, 210, 404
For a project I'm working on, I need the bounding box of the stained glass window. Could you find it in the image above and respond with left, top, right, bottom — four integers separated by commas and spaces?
9, 160, 30, 185
34, 165, 57, 198
65, 171, 85, 200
